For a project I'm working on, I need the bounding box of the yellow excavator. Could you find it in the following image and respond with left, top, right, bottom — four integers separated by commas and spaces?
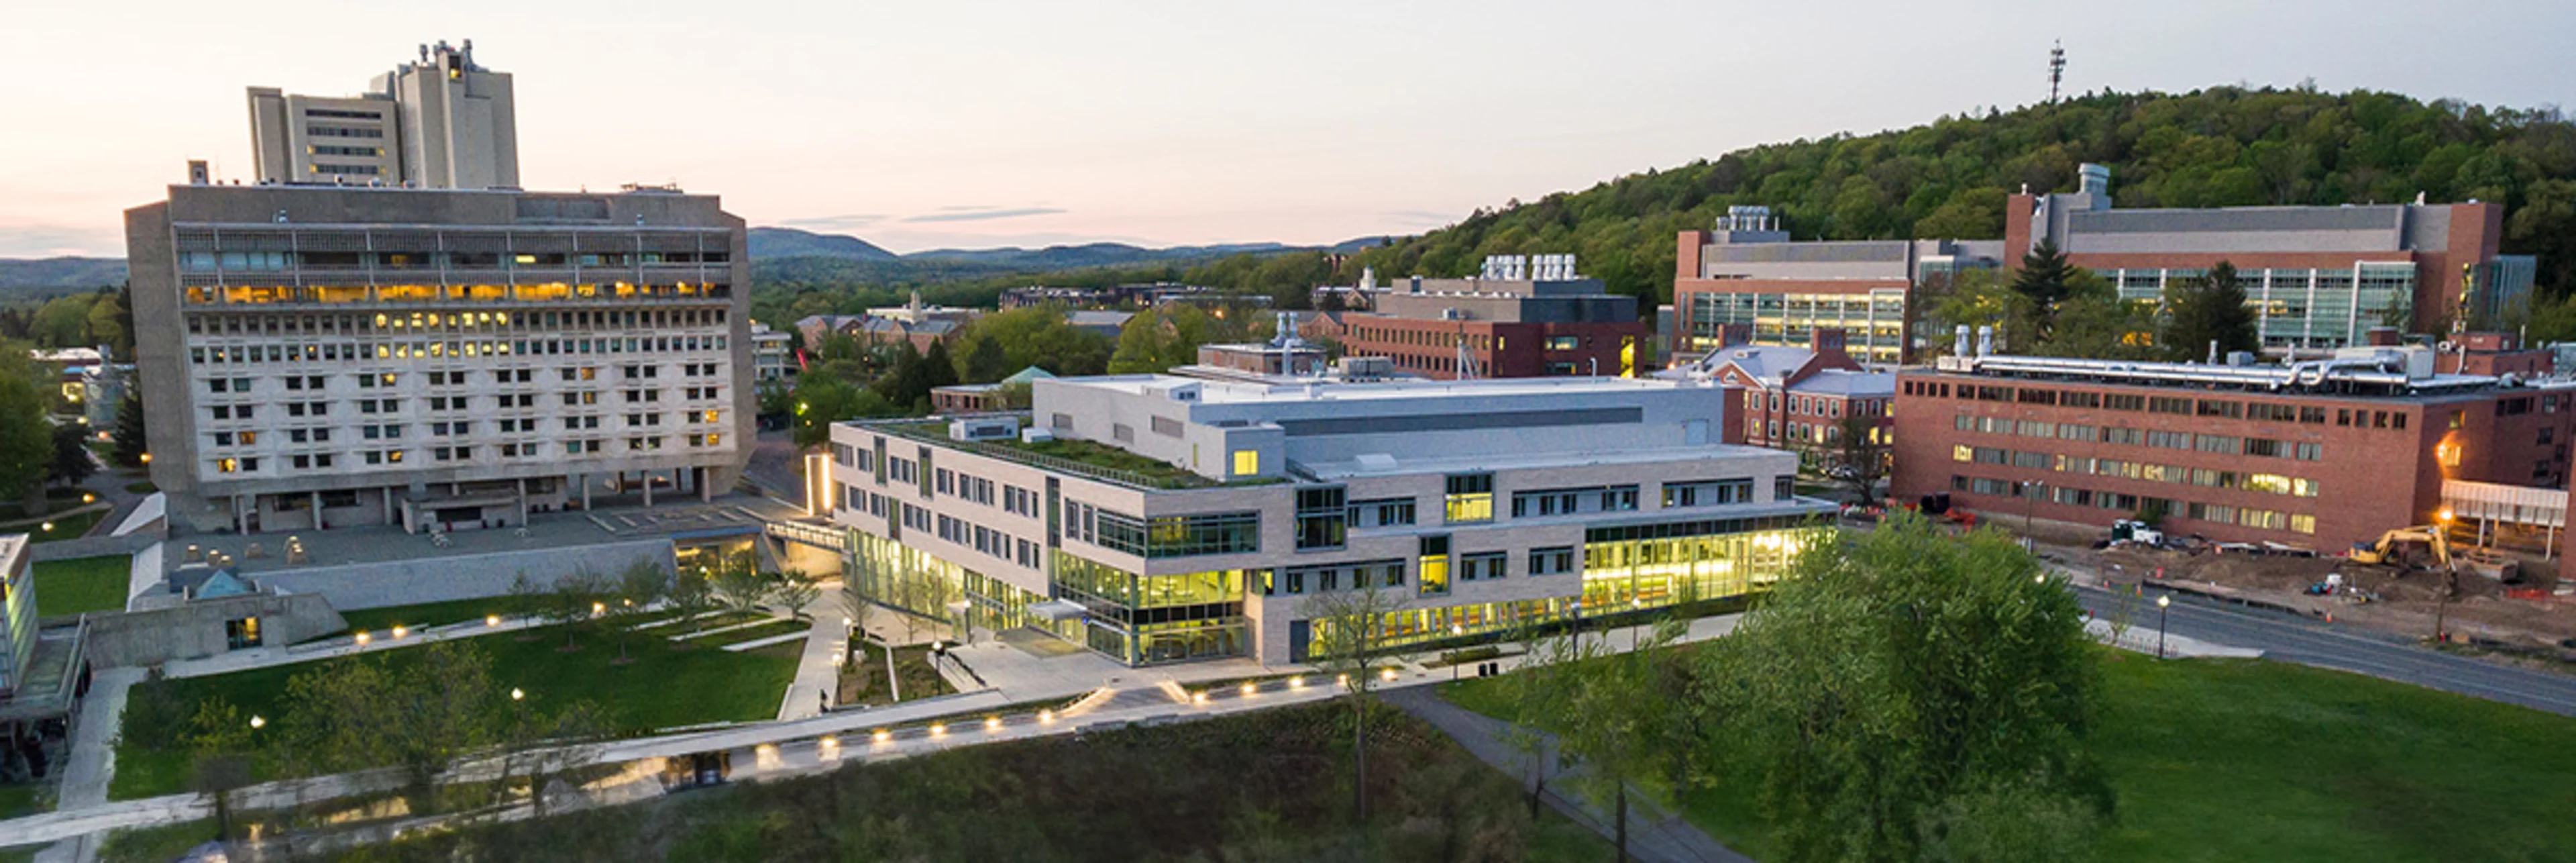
2349, 525, 2519, 580
2349, 525, 2447, 568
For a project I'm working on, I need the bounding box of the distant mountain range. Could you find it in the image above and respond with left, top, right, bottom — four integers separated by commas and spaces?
0, 228, 1401, 296
747, 226, 1390, 270
0, 257, 126, 298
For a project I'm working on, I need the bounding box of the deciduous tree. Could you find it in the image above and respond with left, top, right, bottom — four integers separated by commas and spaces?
1301, 583, 1403, 823
1703, 510, 2110, 863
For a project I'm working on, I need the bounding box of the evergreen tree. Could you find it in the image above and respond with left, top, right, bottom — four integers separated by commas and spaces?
49, 424, 95, 489
111, 389, 147, 467
0, 367, 50, 508
2010, 240, 2078, 343
959, 336, 1009, 384
920, 340, 961, 391
2163, 260, 2260, 362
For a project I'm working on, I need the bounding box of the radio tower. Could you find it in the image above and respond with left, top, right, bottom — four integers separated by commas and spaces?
2048, 40, 2066, 103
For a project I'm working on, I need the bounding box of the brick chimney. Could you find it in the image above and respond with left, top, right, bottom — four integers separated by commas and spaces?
1809, 327, 1850, 362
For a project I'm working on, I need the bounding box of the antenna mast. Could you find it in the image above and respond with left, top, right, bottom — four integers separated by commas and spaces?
2048, 40, 2066, 103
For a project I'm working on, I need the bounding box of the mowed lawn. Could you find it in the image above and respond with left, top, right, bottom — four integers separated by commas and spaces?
1446, 650, 2576, 863
2086, 653, 2576, 863
112, 627, 800, 800
29, 555, 129, 616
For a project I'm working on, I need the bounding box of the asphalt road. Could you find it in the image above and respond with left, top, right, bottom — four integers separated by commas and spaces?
2075, 585, 2576, 717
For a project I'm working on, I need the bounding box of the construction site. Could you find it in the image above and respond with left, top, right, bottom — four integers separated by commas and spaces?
2045, 504, 2576, 659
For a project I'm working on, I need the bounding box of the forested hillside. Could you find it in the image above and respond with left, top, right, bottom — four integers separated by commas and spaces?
1338, 86, 2576, 313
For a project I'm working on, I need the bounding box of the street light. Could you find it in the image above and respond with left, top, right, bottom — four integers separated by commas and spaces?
511, 688, 525, 702
1450, 623, 1465, 680
248, 715, 266, 729
2155, 595, 2172, 659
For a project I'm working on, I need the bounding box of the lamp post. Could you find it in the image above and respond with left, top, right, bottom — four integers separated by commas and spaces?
2155, 595, 2171, 659
1450, 623, 1465, 680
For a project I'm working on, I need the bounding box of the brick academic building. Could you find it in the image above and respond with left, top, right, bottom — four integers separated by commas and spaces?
1892, 336, 2575, 554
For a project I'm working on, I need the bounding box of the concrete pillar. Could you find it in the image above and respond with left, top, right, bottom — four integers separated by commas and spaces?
515, 477, 529, 526
700, 466, 713, 503
232, 495, 248, 534
383, 487, 396, 526
643, 470, 655, 507
310, 491, 323, 530
580, 474, 592, 510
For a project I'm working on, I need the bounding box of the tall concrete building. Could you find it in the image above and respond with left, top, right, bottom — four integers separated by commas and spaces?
1674, 208, 2000, 364
826, 373, 1831, 666
247, 40, 519, 190
125, 181, 753, 534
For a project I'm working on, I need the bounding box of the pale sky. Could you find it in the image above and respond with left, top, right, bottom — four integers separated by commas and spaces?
2, 0, 2570, 258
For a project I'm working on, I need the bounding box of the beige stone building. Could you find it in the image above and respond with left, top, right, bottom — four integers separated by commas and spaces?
125, 181, 753, 534
247, 40, 519, 190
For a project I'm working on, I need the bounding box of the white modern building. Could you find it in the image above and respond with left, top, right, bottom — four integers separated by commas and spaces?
751, 322, 792, 383
825, 372, 1833, 666
247, 40, 519, 190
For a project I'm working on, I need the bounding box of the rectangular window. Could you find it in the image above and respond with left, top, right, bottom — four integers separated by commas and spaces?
1232, 450, 1260, 476
1443, 473, 1494, 523
1528, 546, 1576, 576
1460, 552, 1507, 581
1295, 486, 1348, 551
1417, 535, 1450, 597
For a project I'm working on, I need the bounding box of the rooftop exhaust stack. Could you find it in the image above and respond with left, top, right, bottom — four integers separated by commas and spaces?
1954, 325, 1972, 358
1975, 325, 1994, 358
2079, 163, 2111, 199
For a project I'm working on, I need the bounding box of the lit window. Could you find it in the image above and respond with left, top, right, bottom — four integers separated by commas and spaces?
1232, 450, 1259, 476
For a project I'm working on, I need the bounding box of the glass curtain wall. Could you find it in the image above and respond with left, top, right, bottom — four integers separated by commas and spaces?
1052, 552, 1254, 665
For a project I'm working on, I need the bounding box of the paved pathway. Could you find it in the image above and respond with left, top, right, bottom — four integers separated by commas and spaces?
1384, 687, 1752, 863
779, 591, 855, 720
2057, 565, 2576, 717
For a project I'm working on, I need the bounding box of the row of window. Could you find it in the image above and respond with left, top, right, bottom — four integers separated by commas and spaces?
932, 513, 1042, 569
206, 434, 721, 475
189, 336, 731, 366
1952, 414, 2326, 461
1912, 378, 2424, 432
189, 308, 727, 337
1950, 446, 2321, 497
1745, 390, 1891, 420
1949, 474, 2316, 534
180, 250, 729, 273
182, 281, 733, 306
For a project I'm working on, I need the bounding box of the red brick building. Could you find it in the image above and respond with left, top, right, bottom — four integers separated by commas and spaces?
1309, 257, 1650, 380
1662, 327, 1894, 472
1892, 345, 2575, 554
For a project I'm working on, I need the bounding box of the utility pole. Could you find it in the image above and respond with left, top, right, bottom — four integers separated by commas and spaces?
2048, 40, 2067, 103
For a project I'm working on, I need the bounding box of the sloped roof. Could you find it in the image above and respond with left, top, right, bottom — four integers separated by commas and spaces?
1001, 366, 1057, 385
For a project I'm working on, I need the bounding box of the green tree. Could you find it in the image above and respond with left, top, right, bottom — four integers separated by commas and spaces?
1300, 583, 1403, 823
1705, 510, 2109, 863
958, 335, 1010, 384
2163, 260, 2259, 361
711, 553, 780, 617
663, 565, 717, 637
0, 359, 52, 510
84, 288, 130, 359
2009, 240, 2078, 343
920, 340, 961, 393
25, 294, 93, 348
2034, 271, 2160, 360
1527, 618, 1686, 862
605, 560, 670, 663
110, 387, 147, 467
792, 374, 898, 448
48, 423, 95, 489
541, 571, 608, 650
1832, 412, 1887, 505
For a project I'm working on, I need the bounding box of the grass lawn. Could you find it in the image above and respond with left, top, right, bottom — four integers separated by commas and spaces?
0, 784, 46, 821
331, 597, 515, 637
97, 818, 213, 863
30, 554, 129, 616
122, 479, 156, 495
1446, 650, 2576, 863
19, 509, 105, 544
839, 643, 955, 706
110, 628, 802, 801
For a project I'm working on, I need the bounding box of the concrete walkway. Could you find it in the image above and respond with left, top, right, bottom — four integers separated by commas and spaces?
779, 591, 855, 721
38, 666, 144, 863
1383, 687, 1752, 863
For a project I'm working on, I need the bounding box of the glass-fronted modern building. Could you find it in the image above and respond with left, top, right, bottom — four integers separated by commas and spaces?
825, 371, 1835, 666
